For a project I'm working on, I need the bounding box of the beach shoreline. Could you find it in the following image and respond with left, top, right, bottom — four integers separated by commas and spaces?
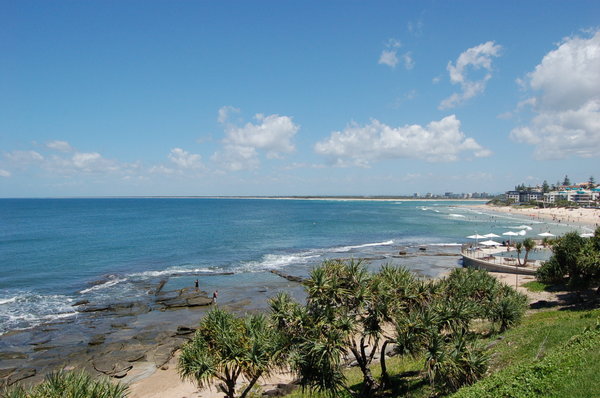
472, 204, 600, 229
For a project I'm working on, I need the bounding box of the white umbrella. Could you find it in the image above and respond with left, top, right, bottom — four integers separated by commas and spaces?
483, 233, 500, 238
502, 230, 519, 244
538, 232, 555, 237
580, 233, 594, 238
480, 240, 500, 246
517, 230, 527, 236
467, 234, 487, 239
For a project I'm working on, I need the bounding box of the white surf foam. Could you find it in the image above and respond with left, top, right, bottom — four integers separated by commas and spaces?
0, 292, 77, 334
331, 240, 395, 252
449, 214, 465, 218
240, 252, 320, 271
128, 267, 217, 278
0, 296, 18, 305
79, 277, 128, 294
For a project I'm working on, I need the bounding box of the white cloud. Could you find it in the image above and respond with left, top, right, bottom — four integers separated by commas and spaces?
214, 108, 300, 171
440, 41, 502, 109
314, 115, 491, 166
148, 165, 177, 175
218, 105, 240, 124
212, 145, 260, 172
378, 38, 403, 69
379, 50, 399, 68
5, 150, 44, 166
0, 169, 11, 177
168, 148, 203, 169
402, 52, 415, 70
510, 30, 600, 159
46, 140, 74, 152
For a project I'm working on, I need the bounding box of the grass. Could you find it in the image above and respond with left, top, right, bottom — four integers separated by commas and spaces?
280, 308, 600, 398
451, 320, 600, 398
521, 281, 551, 292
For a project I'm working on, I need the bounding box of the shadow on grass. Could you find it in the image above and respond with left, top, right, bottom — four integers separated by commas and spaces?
529, 284, 600, 312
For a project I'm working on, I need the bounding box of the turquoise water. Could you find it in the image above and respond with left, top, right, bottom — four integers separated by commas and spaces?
0, 198, 579, 333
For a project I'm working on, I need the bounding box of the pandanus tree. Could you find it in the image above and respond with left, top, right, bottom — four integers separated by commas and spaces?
515, 242, 524, 266
178, 308, 281, 398
522, 238, 536, 265
271, 260, 387, 397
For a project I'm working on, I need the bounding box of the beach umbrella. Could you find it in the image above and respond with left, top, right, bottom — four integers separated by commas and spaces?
467, 234, 487, 239
483, 233, 500, 238
479, 240, 500, 246
538, 232, 555, 237
502, 230, 519, 244
580, 233, 594, 238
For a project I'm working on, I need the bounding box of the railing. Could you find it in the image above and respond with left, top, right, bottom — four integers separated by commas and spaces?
460, 244, 541, 269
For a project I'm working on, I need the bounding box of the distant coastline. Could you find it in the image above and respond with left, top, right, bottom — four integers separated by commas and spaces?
0, 196, 490, 201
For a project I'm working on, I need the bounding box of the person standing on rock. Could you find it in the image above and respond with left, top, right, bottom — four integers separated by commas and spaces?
194, 279, 199, 291
212, 290, 218, 304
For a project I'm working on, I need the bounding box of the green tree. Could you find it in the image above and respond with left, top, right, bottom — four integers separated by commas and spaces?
563, 175, 571, 186
588, 176, 596, 189
514, 242, 523, 266
536, 228, 600, 289
522, 238, 536, 265
0, 370, 128, 398
178, 308, 282, 398
542, 180, 550, 193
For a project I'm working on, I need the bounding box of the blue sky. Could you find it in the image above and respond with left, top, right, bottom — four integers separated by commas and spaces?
1, 1, 599, 197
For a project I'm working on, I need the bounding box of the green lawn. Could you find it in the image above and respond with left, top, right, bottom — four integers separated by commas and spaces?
280, 308, 600, 398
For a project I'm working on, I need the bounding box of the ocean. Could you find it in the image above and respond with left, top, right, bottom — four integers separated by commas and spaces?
0, 198, 577, 335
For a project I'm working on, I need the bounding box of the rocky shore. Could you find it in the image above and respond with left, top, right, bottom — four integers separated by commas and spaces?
0, 281, 216, 388
0, 244, 462, 392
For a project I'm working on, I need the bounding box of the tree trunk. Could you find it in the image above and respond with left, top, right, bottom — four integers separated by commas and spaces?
380, 340, 390, 389
240, 372, 262, 398
350, 341, 380, 397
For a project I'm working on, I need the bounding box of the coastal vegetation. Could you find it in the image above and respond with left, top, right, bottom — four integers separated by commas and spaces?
0, 371, 128, 398
536, 227, 600, 290
178, 309, 282, 398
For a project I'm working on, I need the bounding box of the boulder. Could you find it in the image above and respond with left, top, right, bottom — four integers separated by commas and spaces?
3, 368, 36, 386
88, 334, 106, 346
0, 352, 27, 360
92, 359, 133, 378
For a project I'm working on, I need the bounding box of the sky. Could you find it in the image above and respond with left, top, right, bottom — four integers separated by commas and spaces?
1, 0, 599, 197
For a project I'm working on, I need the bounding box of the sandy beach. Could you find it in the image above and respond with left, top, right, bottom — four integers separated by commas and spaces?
475, 204, 600, 229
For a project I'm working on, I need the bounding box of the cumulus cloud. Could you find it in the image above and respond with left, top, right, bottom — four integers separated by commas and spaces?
213, 107, 300, 171
378, 38, 404, 69
46, 140, 74, 152
5, 150, 44, 165
218, 105, 240, 124
402, 52, 415, 70
440, 41, 502, 109
4, 143, 136, 176
168, 148, 203, 169
314, 115, 491, 166
510, 30, 600, 159
379, 50, 399, 68
0, 169, 11, 177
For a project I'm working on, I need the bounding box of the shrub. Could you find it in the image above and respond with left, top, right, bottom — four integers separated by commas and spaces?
0, 370, 128, 398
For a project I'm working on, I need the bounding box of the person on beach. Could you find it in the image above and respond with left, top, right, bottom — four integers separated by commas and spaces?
212, 290, 218, 304
194, 279, 199, 290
